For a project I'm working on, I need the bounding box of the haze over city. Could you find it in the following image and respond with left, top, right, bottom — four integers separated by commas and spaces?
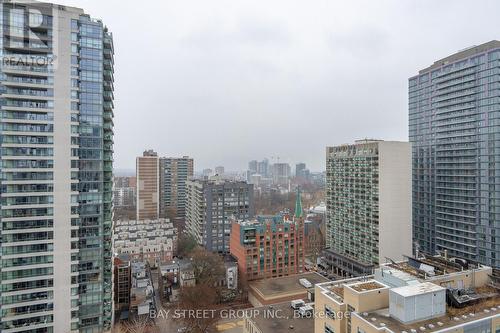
51, 0, 500, 171
3, 1, 500, 333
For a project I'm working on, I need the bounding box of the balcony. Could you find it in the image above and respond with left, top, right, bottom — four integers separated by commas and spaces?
103, 48, 113, 60
103, 122, 113, 131
103, 91, 114, 101
103, 70, 113, 81
103, 81, 113, 92
103, 101, 113, 111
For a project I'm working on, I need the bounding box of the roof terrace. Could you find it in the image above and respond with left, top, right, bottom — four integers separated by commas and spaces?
357, 296, 500, 333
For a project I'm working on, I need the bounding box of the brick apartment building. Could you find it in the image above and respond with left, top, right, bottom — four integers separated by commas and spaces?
230, 189, 305, 281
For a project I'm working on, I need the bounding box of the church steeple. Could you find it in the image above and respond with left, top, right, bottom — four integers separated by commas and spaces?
295, 186, 303, 218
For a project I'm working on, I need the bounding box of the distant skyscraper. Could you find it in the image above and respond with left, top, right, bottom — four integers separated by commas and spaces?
186, 177, 254, 253
295, 162, 310, 181
0, 1, 114, 331
136, 150, 160, 220
325, 140, 412, 276
215, 165, 225, 176
410, 41, 500, 267
295, 162, 306, 176
248, 160, 258, 173
202, 168, 213, 178
272, 163, 291, 185
113, 176, 136, 207
159, 156, 194, 227
257, 159, 269, 177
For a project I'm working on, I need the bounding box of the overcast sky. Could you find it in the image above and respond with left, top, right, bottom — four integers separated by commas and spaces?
54, 0, 500, 172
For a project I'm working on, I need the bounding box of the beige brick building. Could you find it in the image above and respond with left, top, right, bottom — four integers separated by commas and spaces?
315, 255, 499, 333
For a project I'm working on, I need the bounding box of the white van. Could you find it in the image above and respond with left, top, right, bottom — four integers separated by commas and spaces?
298, 304, 314, 317
290, 299, 305, 310
299, 278, 312, 288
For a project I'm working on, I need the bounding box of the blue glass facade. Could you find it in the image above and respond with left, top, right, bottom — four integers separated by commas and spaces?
410, 41, 500, 267
0, 2, 114, 332
73, 16, 114, 332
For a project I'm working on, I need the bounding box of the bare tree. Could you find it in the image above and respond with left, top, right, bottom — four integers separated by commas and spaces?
120, 316, 159, 333
175, 283, 220, 333
190, 248, 225, 286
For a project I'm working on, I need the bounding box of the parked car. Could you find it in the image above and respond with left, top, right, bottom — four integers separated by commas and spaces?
298, 304, 314, 317
299, 278, 312, 288
291, 299, 305, 309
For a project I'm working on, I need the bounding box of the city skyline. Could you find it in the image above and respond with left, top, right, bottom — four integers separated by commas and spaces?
51, 0, 500, 171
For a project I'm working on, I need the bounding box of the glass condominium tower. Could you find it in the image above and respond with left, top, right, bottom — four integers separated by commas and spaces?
410, 40, 500, 268
0, 1, 114, 332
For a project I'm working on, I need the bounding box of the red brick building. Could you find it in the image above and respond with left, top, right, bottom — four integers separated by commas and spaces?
230, 188, 305, 281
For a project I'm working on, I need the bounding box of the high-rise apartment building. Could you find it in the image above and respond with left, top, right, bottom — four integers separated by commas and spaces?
186, 177, 254, 253
113, 186, 135, 208
325, 140, 412, 276
136, 152, 193, 224
0, 1, 114, 332
136, 150, 159, 220
113, 176, 136, 208
159, 156, 193, 227
410, 41, 500, 267
114, 175, 136, 188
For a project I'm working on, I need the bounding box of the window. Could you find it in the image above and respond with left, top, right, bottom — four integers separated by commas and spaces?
71, 19, 79, 31
325, 323, 335, 333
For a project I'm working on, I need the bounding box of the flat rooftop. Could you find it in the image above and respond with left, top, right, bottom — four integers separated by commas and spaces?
384, 255, 466, 280
317, 276, 375, 303
349, 281, 386, 293
391, 282, 444, 297
355, 284, 500, 332
418, 40, 500, 74
361, 299, 500, 333
249, 302, 313, 333
249, 272, 329, 299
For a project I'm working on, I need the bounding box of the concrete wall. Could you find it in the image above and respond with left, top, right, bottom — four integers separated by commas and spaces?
52, 6, 81, 333
378, 142, 412, 263
314, 286, 347, 333
428, 266, 492, 289
389, 288, 445, 324
343, 284, 390, 313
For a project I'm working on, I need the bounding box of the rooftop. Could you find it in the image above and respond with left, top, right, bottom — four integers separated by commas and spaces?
419, 40, 500, 74
250, 272, 329, 300
349, 281, 386, 293
248, 302, 313, 333
318, 276, 373, 303
383, 255, 468, 279
391, 282, 444, 297
359, 299, 500, 333
318, 258, 500, 332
